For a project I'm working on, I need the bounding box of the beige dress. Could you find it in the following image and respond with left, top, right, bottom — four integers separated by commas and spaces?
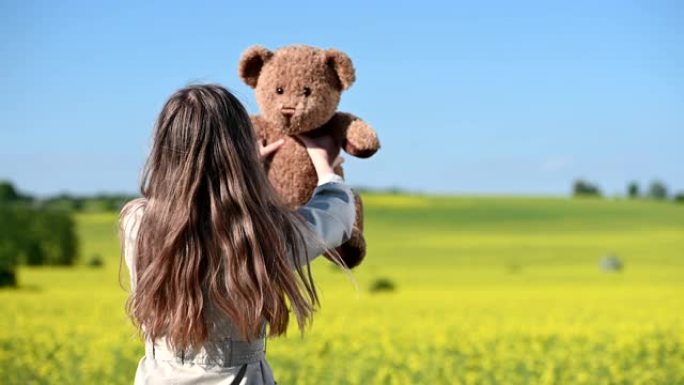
121, 179, 356, 385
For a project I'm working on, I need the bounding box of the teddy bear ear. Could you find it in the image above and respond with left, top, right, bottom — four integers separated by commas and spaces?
325, 49, 356, 91
238, 46, 274, 88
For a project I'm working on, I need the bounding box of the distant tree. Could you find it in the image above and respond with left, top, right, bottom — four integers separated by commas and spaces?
647, 180, 668, 200
0, 203, 79, 270
0, 181, 20, 203
41, 192, 137, 212
73, 198, 84, 211
572, 179, 602, 197
0, 182, 80, 287
0, 205, 22, 287
674, 192, 684, 203
26, 209, 79, 265
627, 181, 640, 199
43, 193, 83, 211
0, 181, 34, 204
386, 186, 405, 195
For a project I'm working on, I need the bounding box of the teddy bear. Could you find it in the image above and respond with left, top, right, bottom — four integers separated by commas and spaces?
238, 45, 380, 268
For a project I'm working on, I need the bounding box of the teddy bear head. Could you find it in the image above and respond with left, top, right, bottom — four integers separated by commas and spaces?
239, 45, 356, 135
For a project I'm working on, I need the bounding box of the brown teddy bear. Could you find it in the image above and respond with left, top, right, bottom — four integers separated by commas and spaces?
238, 45, 380, 268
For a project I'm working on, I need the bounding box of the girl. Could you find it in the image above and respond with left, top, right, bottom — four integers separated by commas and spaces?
120, 84, 356, 384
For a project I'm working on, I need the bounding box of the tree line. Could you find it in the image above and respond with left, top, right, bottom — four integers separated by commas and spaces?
573, 179, 683, 201
1, 182, 136, 212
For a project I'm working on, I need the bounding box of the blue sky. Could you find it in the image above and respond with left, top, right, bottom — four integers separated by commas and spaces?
1, 0, 682, 196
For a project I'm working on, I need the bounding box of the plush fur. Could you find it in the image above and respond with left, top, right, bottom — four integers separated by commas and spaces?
238, 45, 380, 268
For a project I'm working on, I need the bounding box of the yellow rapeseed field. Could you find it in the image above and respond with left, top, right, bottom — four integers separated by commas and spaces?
1, 195, 683, 384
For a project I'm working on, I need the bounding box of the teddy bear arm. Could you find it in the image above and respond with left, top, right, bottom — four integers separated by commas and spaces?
330, 112, 380, 159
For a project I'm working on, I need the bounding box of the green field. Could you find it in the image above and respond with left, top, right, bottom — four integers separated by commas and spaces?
2, 195, 683, 384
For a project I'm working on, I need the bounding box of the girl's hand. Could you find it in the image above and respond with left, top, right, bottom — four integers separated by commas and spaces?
258, 139, 285, 159
296, 133, 342, 179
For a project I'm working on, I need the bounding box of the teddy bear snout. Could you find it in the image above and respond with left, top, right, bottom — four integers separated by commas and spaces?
279, 106, 297, 127
280, 106, 296, 117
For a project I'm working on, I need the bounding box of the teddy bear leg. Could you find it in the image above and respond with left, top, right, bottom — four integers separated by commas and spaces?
324, 190, 366, 268
336, 227, 366, 268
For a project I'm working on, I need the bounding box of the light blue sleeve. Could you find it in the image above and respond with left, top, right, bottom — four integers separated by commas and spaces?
293, 180, 356, 265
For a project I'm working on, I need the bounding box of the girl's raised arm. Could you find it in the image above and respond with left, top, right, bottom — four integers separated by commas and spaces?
291, 133, 356, 265
294, 178, 356, 264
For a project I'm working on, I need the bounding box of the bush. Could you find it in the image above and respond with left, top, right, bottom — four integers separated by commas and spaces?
599, 255, 623, 272
370, 277, 397, 293
87, 254, 104, 268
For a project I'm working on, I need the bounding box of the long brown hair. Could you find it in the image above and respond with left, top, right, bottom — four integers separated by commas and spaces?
120, 84, 320, 351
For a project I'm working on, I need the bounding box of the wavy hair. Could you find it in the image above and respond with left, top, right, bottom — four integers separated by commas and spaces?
119, 84, 321, 351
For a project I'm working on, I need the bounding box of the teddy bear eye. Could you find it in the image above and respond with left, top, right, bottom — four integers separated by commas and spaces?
276, 87, 284, 95
302, 87, 312, 97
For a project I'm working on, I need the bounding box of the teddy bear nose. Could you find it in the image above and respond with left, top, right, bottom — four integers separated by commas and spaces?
281, 107, 296, 117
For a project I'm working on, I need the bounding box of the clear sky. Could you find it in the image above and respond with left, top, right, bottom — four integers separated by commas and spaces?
1, 0, 682, 197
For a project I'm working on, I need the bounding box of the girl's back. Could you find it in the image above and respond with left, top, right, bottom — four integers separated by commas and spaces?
119, 85, 356, 384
